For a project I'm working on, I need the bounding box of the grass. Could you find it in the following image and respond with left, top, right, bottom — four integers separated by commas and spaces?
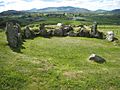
0, 25, 120, 90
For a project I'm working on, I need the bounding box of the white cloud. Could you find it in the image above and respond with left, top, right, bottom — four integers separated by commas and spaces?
0, 0, 120, 12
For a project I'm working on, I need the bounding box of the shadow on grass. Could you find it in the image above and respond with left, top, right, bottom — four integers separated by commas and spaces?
9, 40, 26, 53
10, 45, 25, 53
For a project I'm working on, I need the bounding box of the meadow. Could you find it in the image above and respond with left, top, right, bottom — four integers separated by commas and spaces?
0, 15, 120, 90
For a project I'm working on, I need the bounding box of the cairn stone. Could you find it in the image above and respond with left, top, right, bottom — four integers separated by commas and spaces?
89, 54, 106, 63
77, 27, 90, 37
24, 26, 32, 39
68, 31, 77, 37
63, 25, 73, 33
5, 22, 22, 48
91, 22, 98, 34
39, 23, 48, 36
91, 22, 98, 37
39, 23, 45, 30
47, 30, 53, 36
106, 31, 114, 41
90, 22, 103, 39
53, 25, 73, 36
53, 29, 64, 36
93, 31, 104, 39
57, 23, 63, 27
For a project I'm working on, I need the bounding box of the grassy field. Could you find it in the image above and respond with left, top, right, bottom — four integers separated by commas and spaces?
0, 25, 120, 90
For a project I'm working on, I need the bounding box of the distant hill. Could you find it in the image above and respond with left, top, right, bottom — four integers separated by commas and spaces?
110, 9, 120, 14
0, 10, 26, 16
0, 7, 120, 15
27, 6, 91, 13
94, 9, 108, 13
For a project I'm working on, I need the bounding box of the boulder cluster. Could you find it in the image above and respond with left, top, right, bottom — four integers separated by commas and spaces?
37, 22, 104, 39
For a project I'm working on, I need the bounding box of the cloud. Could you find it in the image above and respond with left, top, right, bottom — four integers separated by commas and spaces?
0, 0, 120, 12
0, 1, 4, 6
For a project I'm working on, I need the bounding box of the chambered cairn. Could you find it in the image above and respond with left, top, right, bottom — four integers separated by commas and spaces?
6, 21, 117, 50
5, 22, 23, 48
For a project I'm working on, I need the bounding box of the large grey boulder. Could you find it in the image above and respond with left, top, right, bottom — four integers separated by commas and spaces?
54, 25, 73, 36
89, 54, 106, 63
53, 29, 64, 36
106, 31, 114, 41
68, 31, 77, 37
63, 25, 73, 33
77, 27, 90, 37
5, 22, 22, 48
47, 30, 53, 36
24, 26, 32, 39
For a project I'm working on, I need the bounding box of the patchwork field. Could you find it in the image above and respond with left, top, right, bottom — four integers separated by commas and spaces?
0, 25, 120, 90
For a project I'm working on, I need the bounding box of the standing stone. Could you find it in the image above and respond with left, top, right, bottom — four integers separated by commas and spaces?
90, 22, 98, 37
39, 23, 47, 36
91, 22, 97, 34
39, 23, 45, 30
90, 22, 104, 39
106, 31, 114, 41
5, 22, 22, 48
24, 26, 32, 39
14, 23, 22, 45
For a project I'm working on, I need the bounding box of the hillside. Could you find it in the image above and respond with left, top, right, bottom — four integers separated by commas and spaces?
0, 10, 26, 16
110, 9, 120, 14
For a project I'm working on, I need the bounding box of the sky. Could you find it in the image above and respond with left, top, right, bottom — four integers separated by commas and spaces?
0, 0, 120, 12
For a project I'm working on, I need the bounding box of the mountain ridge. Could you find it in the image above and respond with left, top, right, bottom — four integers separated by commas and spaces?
0, 6, 120, 15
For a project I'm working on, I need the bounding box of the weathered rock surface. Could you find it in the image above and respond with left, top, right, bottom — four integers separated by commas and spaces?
90, 22, 104, 39
5, 22, 22, 48
68, 31, 77, 37
24, 26, 32, 39
39, 24, 48, 36
77, 27, 90, 37
106, 31, 114, 41
54, 25, 74, 36
89, 54, 106, 63
53, 29, 64, 36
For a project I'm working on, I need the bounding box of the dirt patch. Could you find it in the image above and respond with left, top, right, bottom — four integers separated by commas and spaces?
63, 70, 83, 79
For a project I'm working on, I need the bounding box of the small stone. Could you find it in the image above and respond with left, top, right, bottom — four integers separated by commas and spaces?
89, 54, 106, 63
